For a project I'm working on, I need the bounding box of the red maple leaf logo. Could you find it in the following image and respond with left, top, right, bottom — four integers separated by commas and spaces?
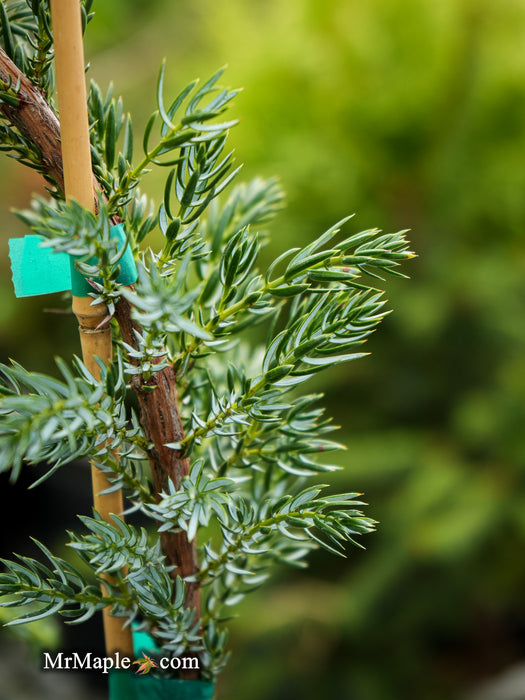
133, 653, 158, 675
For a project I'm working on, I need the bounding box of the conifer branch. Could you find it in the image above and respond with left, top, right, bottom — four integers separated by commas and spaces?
0, 44, 200, 619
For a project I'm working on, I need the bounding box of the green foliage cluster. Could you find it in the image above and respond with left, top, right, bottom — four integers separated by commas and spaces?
0, 0, 412, 685
0, 358, 134, 484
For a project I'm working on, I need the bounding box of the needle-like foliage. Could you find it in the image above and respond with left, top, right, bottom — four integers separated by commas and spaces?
0, 0, 413, 683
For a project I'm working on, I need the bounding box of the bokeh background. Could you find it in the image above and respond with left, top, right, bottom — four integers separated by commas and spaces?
2, 1, 525, 698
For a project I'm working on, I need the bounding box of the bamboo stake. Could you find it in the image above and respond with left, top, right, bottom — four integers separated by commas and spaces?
49, 0, 133, 659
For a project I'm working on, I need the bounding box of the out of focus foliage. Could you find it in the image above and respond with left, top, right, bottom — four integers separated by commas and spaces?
1, 0, 524, 698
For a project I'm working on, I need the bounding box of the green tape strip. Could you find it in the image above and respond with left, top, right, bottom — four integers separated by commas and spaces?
133, 627, 160, 656
110, 631, 215, 700
109, 671, 215, 700
71, 222, 138, 296
8, 235, 71, 297
8, 223, 137, 298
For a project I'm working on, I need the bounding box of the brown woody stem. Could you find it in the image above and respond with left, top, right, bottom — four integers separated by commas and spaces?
114, 297, 200, 615
0, 46, 101, 203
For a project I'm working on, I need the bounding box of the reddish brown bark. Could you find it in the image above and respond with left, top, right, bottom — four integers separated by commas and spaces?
0, 49, 62, 185
0, 47, 101, 203
114, 298, 199, 615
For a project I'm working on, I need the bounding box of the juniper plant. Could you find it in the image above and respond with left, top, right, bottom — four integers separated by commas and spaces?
0, 0, 413, 683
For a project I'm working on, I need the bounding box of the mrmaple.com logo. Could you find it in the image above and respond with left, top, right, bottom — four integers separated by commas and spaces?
42, 651, 199, 675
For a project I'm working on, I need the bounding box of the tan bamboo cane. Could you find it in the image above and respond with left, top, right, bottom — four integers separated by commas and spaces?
49, 0, 133, 659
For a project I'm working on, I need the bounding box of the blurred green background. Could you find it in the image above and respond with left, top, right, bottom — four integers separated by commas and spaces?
2, 0, 525, 698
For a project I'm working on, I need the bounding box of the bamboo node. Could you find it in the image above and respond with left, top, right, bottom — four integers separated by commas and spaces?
78, 326, 111, 335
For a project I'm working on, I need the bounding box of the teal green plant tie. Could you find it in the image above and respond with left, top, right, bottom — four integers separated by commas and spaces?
70, 222, 137, 296
8, 222, 137, 297
8, 234, 71, 297
132, 627, 161, 656
109, 629, 215, 700
109, 672, 215, 700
